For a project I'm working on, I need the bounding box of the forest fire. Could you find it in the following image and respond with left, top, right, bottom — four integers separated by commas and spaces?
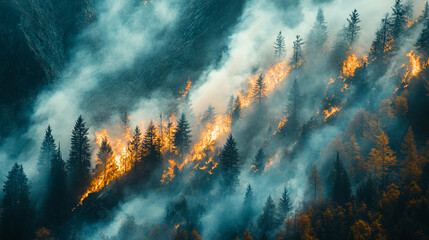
342, 54, 365, 78
400, 50, 428, 88
273, 117, 288, 135
77, 128, 132, 207
323, 106, 341, 121
177, 78, 192, 100
239, 60, 291, 108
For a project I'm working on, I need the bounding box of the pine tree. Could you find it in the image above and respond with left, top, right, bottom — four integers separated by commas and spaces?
274, 31, 286, 59
307, 8, 328, 54
277, 187, 292, 224
141, 121, 162, 172
220, 134, 240, 190
46, 145, 68, 228
279, 78, 302, 139
401, 127, 421, 183
330, 152, 351, 205
346, 9, 361, 46
1, 163, 34, 240
391, 0, 407, 39
416, 17, 429, 57
307, 162, 322, 200
367, 130, 397, 188
121, 110, 130, 130
201, 105, 215, 126
127, 126, 142, 171
37, 126, 57, 183
67, 115, 91, 200
257, 196, 277, 236
291, 35, 304, 68
252, 74, 266, 104
251, 148, 265, 174
369, 14, 394, 63
242, 184, 255, 226
231, 96, 242, 125
95, 137, 116, 186
421, 1, 429, 21
173, 113, 192, 158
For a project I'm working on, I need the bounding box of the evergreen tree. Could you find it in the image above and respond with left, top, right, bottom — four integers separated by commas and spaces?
369, 14, 394, 63
220, 134, 240, 190
95, 137, 116, 186
1, 163, 34, 240
421, 1, 429, 21
356, 177, 377, 210
291, 35, 304, 68
67, 115, 91, 200
141, 121, 162, 172
37, 126, 56, 183
274, 31, 286, 59
173, 114, 192, 158
252, 74, 266, 104
46, 144, 68, 229
307, 162, 322, 200
242, 184, 255, 227
416, 17, 429, 57
367, 130, 397, 188
277, 187, 292, 224
201, 105, 215, 126
279, 78, 302, 140
345, 9, 361, 46
251, 148, 265, 174
401, 127, 421, 183
391, 0, 407, 39
231, 96, 242, 125
257, 196, 277, 236
121, 110, 130, 130
306, 8, 328, 54
127, 126, 142, 171
330, 152, 351, 205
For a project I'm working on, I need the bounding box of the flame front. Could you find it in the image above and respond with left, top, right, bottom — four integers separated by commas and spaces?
400, 50, 428, 89
342, 54, 365, 78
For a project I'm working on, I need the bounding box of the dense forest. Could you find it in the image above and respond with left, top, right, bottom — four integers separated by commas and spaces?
1, 0, 429, 239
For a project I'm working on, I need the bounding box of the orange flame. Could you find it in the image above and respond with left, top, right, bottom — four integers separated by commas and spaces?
273, 117, 288, 135
323, 106, 341, 121
342, 54, 365, 78
400, 50, 428, 89
177, 77, 192, 100
238, 60, 291, 108
77, 127, 132, 207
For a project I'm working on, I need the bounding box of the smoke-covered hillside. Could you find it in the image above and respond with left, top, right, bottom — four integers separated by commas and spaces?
1, 0, 429, 239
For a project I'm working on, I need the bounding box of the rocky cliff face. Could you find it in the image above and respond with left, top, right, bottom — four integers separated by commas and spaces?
0, 0, 94, 137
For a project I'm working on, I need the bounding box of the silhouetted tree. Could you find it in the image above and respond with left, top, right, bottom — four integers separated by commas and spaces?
291, 35, 304, 68
279, 78, 302, 140
416, 16, 429, 57
274, 31, 286, 59
173, 114, 192, 158
401, 127, 421, 183
307, 162, 322, 200
391, 0, 407, 39
251, 148, 265, 174
95, 137, 116, 185
330, 152, 351, 205
220, 134, 240, 191
252, 74, 266, 104
127, 126, 142, 171
1, 163, 34, 240
37, 126, 56, 184
231, 96, 242, 125
46, 145, 68, 230
277, 187, 292, 224
345, 9, 361, 46
242, 184, 255, 227
140, 121, 162, 173
201, 105, 215, 126
369, 14, 394, 66
257, 196, 277, 237
306, 8, 328, 55
67, 115, 91, 200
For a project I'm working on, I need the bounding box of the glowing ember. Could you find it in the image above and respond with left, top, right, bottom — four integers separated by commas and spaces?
341, 83, 349, 92
342, 54, 365, 78
273, 117, 288, 135
238, 60, 291, 108
323, 106, 341, 121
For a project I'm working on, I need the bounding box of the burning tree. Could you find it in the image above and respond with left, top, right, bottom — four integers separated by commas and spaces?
173, 113, 192, 159
291, 35, 304, 69
251, 74, 266, 104
220, 134, 240, 191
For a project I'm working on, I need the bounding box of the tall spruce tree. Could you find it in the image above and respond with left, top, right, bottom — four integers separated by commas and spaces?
251, 148, 266, 174
1, 163, 34, 240
346, 9, 361, 46
306, 8, 328, 55
37, 126, 56, 183
127, 126, 142, 171
291, 35, 304, 68
67, 115, 91, 200
277, 187, 292, 224
140, 121, 162, 173
369, 14, 393, 64
279, 78, 302, 140
257, 196, 277, 236
274, 31, 286, 59
173, 113, 192, 158
220, 134, 240, 190
252, 74, 266, 104
231, 96, 242, 125
95, 137, 116, 185
416, 17, 429, 57
330, 152, 351, 205
46, 144, 68, 229
242, 184, 255, 227
391, 0, 407, 39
